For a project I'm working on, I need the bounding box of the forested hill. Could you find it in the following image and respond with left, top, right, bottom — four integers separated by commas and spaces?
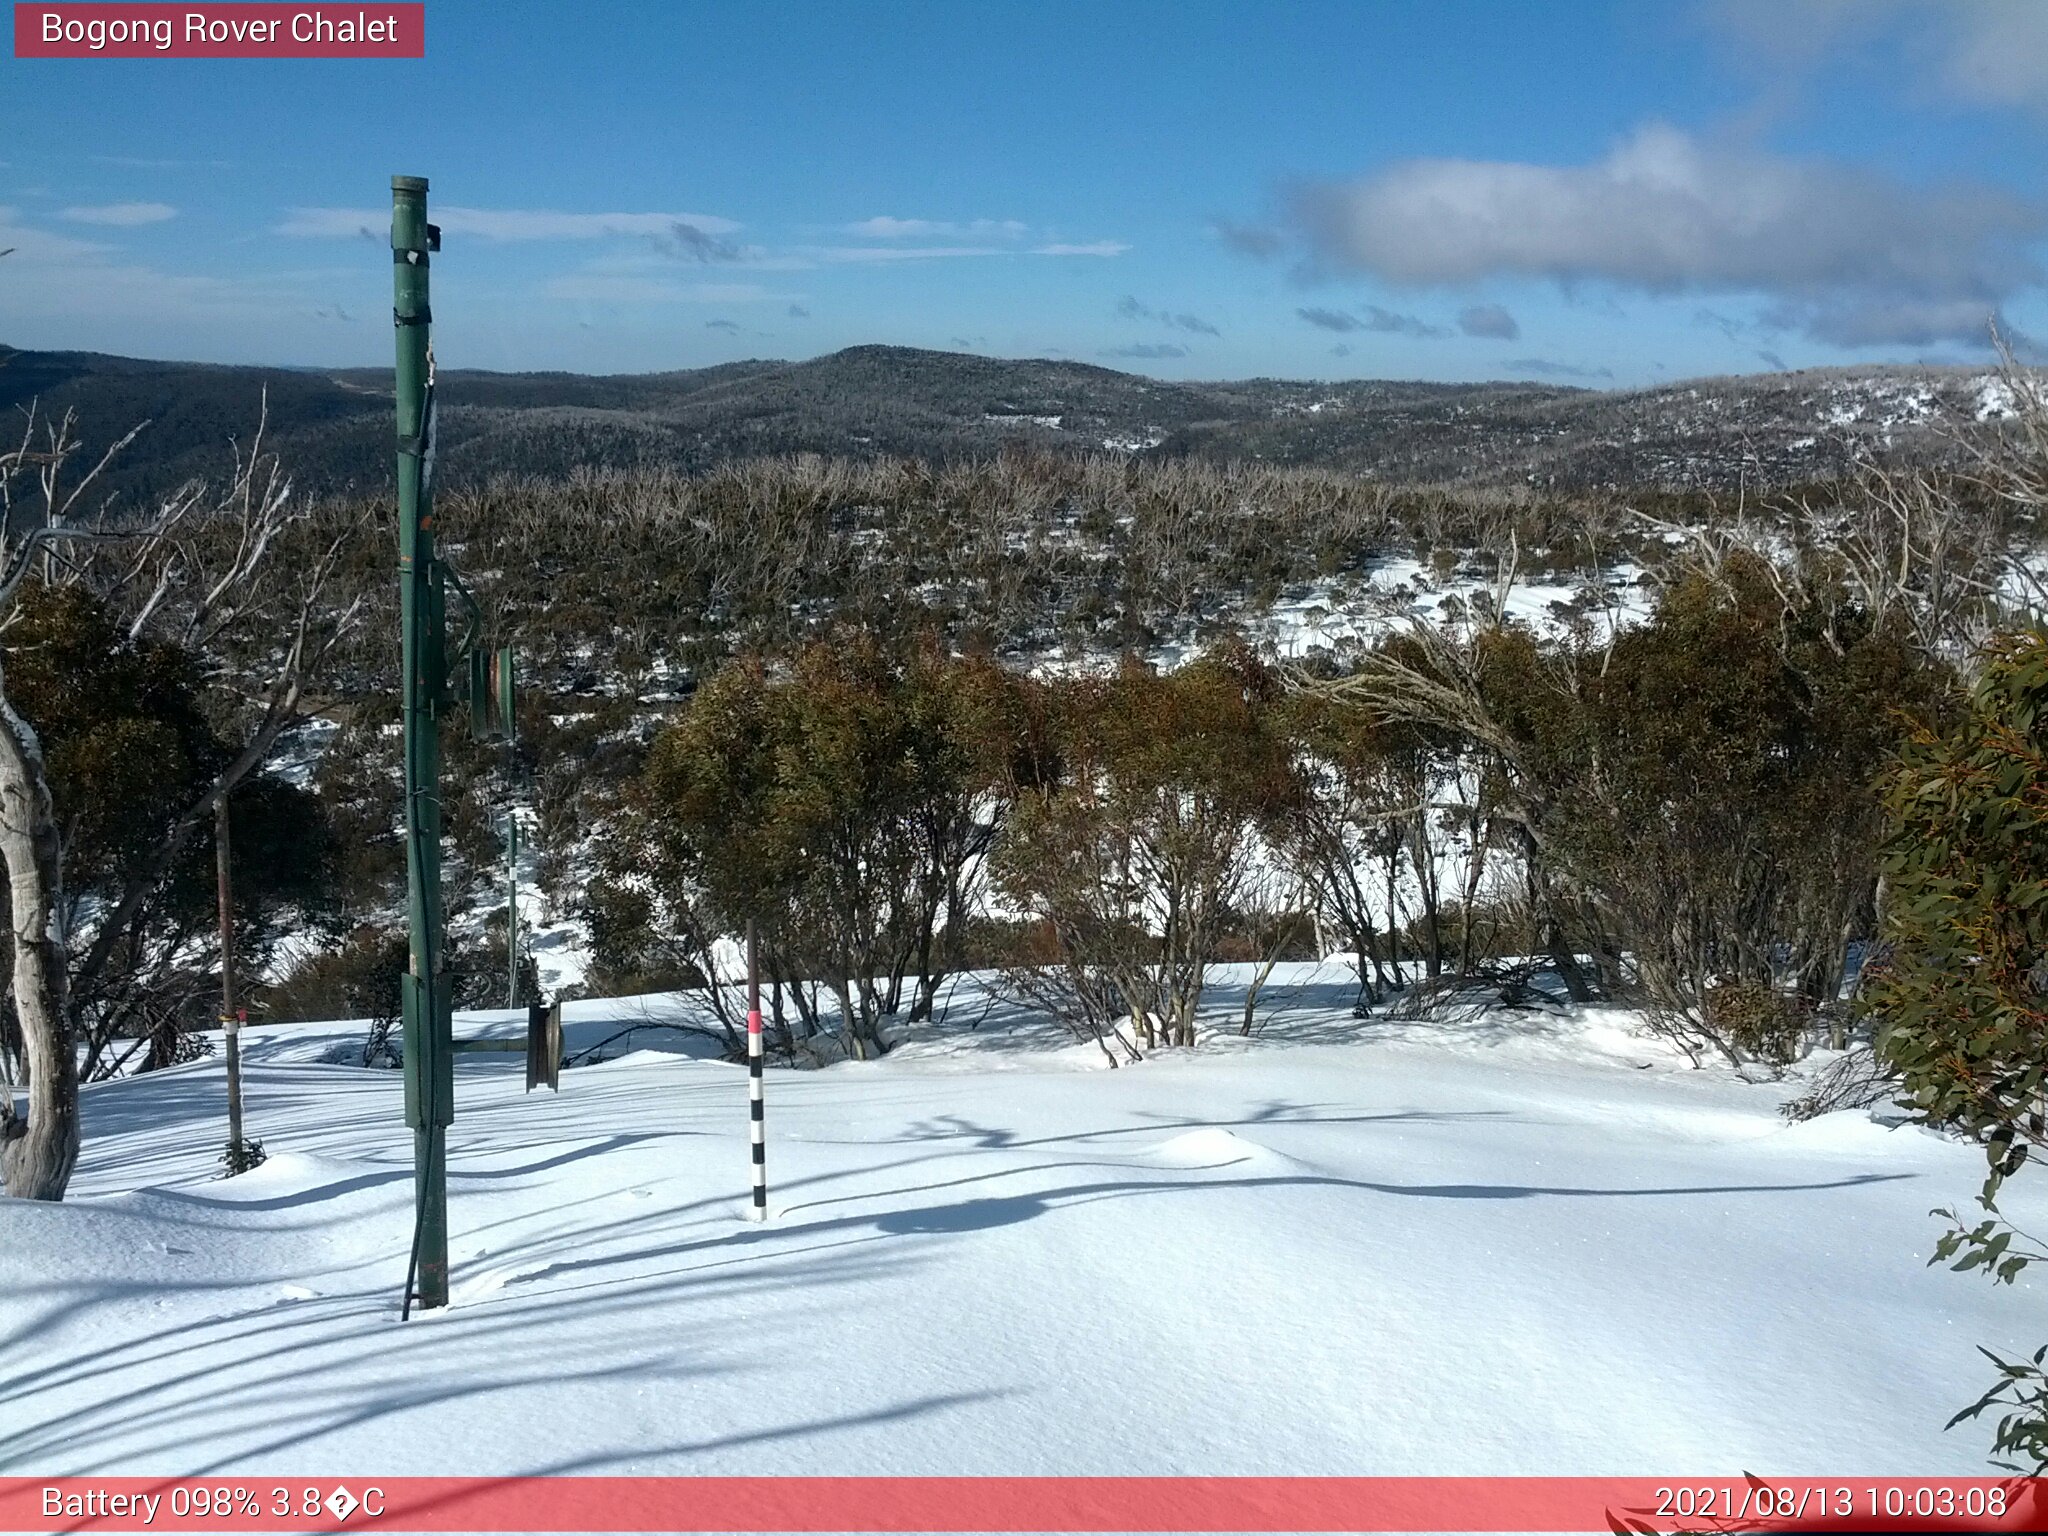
0, 341, 2019, 512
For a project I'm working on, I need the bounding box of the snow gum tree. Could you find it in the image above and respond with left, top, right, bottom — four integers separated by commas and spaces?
612, 632, 1030, 1060
1544, 556, 1946, 1062
0, 585, 338, 1081
0, 404, 360, 1200
1325, 553, 1950, 1066
1273, 677, 1423, 1009
994, 644, 1295, 1049
1871, 628, 2048, 1470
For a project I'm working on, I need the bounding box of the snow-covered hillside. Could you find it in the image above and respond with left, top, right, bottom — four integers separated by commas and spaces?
1, 967, 2033, 1478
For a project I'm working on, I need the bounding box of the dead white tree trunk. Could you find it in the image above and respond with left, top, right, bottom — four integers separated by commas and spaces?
0, 670, 76, 1199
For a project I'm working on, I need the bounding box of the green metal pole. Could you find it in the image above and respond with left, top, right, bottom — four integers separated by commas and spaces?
393, 174, 452, 1314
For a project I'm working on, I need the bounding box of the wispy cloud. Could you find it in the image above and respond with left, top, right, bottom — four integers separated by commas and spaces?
278, 206, 743, 241
1364, 306, 1449, 337
1509, 357, 1614, 380
1102, 342, 1188, 360
1457, 302, 1519, 339
59, 201, 176, 226
824, 218, 1123, 260
89, 154, 229, 169
541, 275, 782, 304
1117, 295, 1219, 335
1298, 306, 1361, 332
811, 244, 1006, 263
806, 241, 1125, 264
1695, 306, 1755, 343
1295, 304, 1446, 337
843, 216, 1028, 240
659, 220, 746, 263
1211, 217, 1283, 258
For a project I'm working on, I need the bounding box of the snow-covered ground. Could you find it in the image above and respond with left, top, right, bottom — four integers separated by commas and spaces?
1253, 561, 1654, 660
2, 966, 2033, 1478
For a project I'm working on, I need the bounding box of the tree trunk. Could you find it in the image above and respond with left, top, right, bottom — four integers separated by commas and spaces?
1457, 803, 1489, 979
1412, 810, 1443, 979
1348, 921, 1380, 1013
1547, 919, 1596, 1004
1383, 845, 1404, 987
906, 884, 941, 1022
0, 689, 78, 1201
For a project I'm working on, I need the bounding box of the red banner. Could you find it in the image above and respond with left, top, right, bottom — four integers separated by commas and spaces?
3, 1477, 2046, 1533
13, 4, 423, 58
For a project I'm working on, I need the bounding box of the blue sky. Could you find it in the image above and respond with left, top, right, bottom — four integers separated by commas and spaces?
3, 0, 2046, 385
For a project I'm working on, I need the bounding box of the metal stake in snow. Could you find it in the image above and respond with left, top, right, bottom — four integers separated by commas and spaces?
746, 919, 766, 1221
215, 792, 255, 1173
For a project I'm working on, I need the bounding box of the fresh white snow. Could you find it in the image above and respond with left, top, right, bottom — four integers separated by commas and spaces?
1, 966, 2032, 1478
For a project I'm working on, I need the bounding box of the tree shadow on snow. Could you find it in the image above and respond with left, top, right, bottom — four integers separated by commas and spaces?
880, 1101, 1508, 1152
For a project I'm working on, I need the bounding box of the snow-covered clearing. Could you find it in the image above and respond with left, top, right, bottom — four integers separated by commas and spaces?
2, 967, 2030, 1478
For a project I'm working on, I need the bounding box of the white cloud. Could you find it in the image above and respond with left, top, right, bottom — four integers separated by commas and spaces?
844, 216, 1028, 240
1282, 123, 2041, 346
1937, 1, 2048, 109
1698, 0, 1901, 68
0, 210, 109, 261
0, 206, 325, 350
277, 206, 742, 241
1701, 0, 2048, 111
1034, 241, 1128, 257
58, 201, 176, 226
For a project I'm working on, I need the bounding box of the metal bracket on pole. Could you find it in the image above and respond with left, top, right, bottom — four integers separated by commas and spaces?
468, 643, 517, 742
400, 971, 454, 1128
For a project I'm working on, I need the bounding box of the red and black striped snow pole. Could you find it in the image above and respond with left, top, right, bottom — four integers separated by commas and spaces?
746, 919, 766, 1221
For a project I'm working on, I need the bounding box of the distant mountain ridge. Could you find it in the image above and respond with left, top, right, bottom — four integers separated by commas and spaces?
0, 342, 2020, 511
